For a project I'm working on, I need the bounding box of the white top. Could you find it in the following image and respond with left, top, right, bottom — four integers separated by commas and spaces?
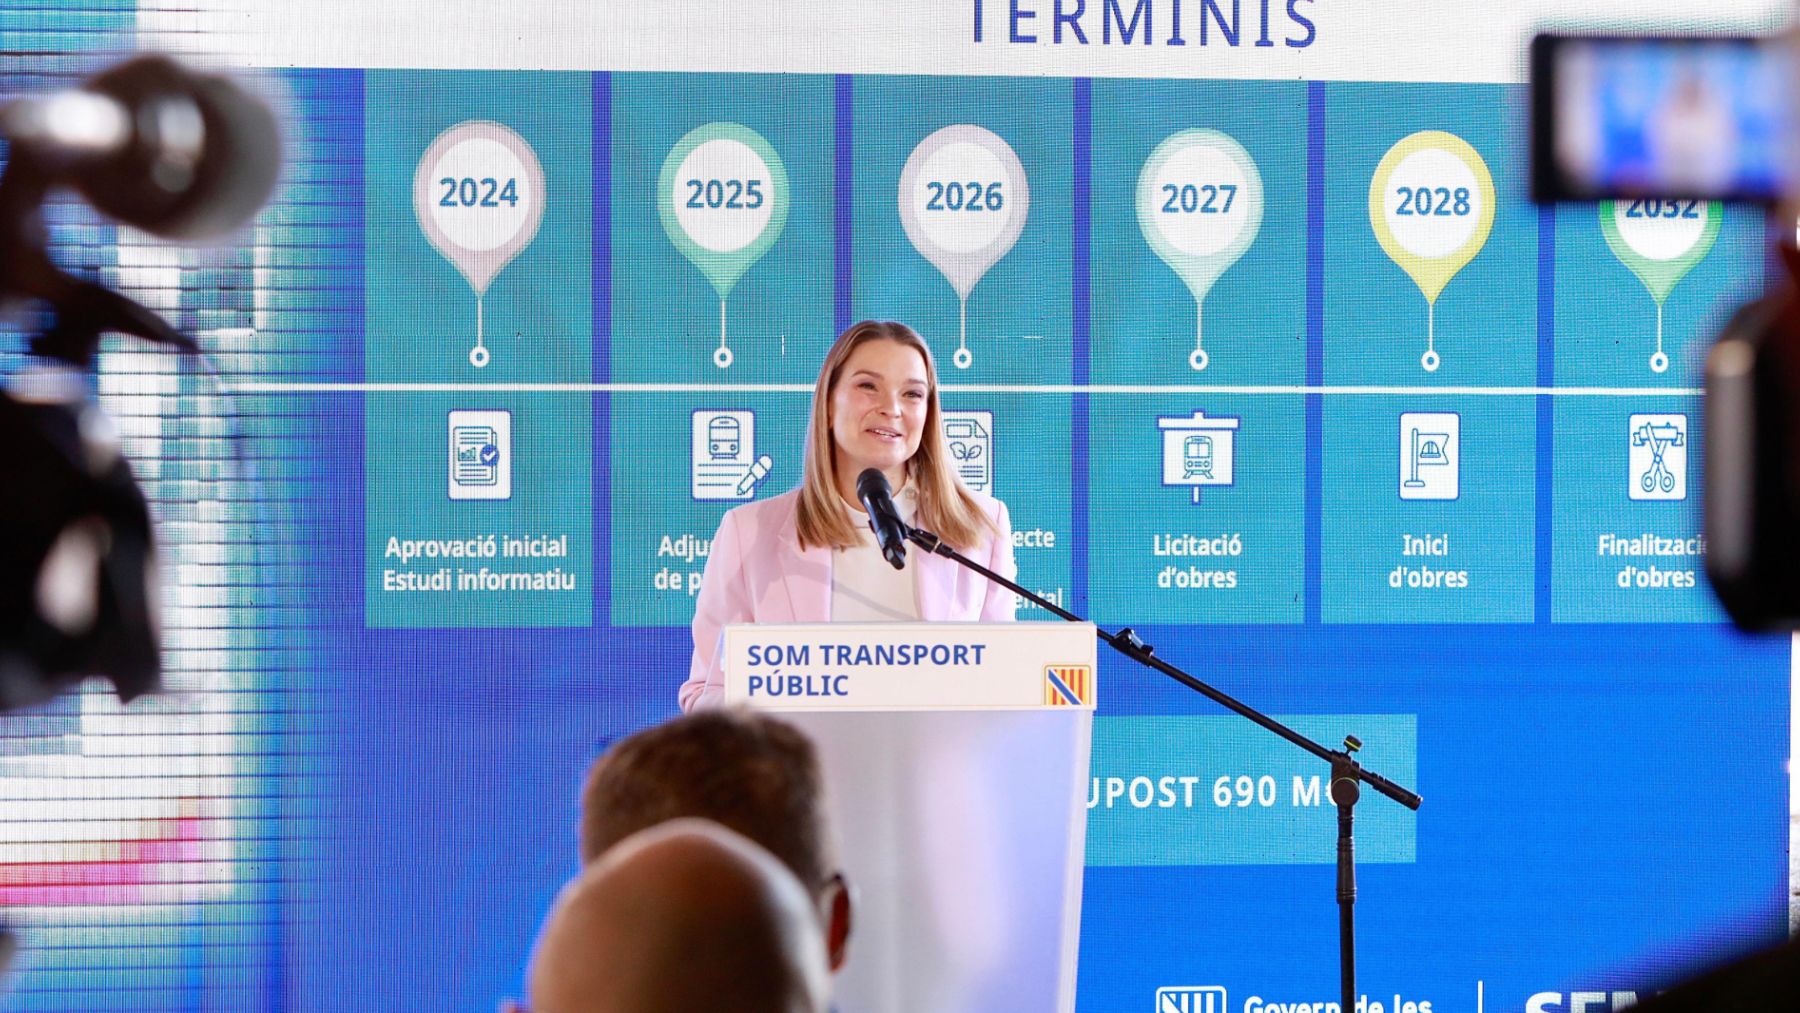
831, 484, 920, 622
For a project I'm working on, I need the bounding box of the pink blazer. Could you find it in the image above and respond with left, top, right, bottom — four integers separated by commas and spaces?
679, 488, 1017, 711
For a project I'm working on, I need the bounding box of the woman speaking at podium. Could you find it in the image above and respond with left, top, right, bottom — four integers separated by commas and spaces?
679, 320, 1017, 711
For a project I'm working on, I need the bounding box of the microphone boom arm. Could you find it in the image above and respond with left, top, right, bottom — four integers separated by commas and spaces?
903, 522, 1420, 807
902, 516, 1420, 1013
0, 150, 195, 365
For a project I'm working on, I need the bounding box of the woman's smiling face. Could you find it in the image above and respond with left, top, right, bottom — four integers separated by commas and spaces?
829, 337, 930, 495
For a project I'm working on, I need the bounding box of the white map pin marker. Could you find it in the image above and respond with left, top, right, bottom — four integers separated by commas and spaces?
414, 121, 546, 368
1137, 129, 1265, 371
899, 125, 1030, 369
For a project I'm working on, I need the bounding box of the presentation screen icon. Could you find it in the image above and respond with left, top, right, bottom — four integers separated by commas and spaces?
692, 409, 772, 501
1398, 412, 1458, 501
1628, 413, 1687, 501
942, 410, 994, 493
449, 410, 512, 500
1158, 411, 1239, 504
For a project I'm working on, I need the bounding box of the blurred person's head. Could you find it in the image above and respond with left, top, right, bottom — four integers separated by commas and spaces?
579, 709, 852, 970
528, 819, 831, 1013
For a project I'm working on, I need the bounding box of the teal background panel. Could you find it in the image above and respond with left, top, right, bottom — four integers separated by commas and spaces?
610, 73, 837, 383
364, 72, 593, 628
1089, 78, 1309, 384
1321, 396, 1535, 623
1087, 393, 1305, 625
364, 71, 592, 383
610, 391, 810, 628
363, 393, 594, 628
1554, 203, 1765, 388
851, 75, 1074, 384
1323, 82, 1537, 387
1552, 396, 1719, 623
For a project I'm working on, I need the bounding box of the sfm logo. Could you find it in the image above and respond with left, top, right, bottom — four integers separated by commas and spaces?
1158, 986, 1228, 1013
1526, 992, 1638, 1013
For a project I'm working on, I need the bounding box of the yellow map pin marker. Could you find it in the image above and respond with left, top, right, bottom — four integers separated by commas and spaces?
1369, 131, 1495, 372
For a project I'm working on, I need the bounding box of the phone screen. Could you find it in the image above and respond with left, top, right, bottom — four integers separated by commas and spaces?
1533, 33, 1797, 202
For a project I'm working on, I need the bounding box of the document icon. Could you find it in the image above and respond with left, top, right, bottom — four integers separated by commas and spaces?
942, 410, 994, 493
692, 410, 764, 501
449, 410, 512, 500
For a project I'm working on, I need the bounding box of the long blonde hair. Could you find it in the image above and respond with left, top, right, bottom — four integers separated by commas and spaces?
795, 321, 996, 552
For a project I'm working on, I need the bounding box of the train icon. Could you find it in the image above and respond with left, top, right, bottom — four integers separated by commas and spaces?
707, 414, 742, 460
692, 410, 771, 501
1181, 433, 1215, 480
1158, 411, 1239, 504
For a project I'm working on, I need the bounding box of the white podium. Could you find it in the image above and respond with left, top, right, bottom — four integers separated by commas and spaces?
723, 622, 1097, 1013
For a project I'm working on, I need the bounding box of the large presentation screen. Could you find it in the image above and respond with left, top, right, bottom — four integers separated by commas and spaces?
0, 2, 1790, 1011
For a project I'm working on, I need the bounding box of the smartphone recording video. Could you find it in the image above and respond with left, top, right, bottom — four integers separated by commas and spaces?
1531, 33, 1797, 203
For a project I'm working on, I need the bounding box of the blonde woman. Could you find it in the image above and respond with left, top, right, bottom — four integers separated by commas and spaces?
679, 320, 1017, 711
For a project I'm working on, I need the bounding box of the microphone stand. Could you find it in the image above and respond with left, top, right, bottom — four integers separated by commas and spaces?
901, 520, 1423, 1013
0, 130, 197, 366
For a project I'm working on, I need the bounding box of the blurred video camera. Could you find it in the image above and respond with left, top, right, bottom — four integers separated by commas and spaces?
0, 54, 279, 709
1531, 31, 1800, 628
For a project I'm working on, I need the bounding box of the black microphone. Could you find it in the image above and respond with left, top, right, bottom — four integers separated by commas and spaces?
855, 468, 910, 570
0, 54, 281, 241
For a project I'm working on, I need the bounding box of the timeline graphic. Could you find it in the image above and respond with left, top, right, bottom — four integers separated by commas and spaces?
412, 120, 546, 369
658, 122, 791, 369
898, 124, 1030, 369
1368, 130, 1496, 373
1136, 129, 1265, 371
370, 75, 1756, 634
448, 77, 1741, 633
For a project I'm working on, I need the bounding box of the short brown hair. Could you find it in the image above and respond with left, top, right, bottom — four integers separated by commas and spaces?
579, 710, 831, 891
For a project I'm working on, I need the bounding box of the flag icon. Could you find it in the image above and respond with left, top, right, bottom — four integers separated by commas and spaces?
1044, 664, 1094, 707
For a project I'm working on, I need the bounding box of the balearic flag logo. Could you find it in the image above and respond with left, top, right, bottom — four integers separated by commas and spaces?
1044, 664, 1093, 706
